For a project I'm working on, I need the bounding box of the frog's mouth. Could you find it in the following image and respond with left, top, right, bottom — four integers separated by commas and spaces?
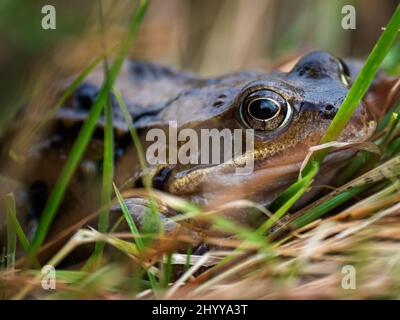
151, 141, 370, 210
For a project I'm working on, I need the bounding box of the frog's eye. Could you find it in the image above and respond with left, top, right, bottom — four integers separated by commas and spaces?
337, 58, 351, 87
241, 90, 292, 131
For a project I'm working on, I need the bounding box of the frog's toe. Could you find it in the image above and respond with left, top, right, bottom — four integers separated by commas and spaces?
111, 197, 201, 243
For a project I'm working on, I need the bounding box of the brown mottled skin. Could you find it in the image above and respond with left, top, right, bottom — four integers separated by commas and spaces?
0, 51, 390, 248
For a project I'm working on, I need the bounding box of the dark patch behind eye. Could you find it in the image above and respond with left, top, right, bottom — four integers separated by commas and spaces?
75, 83, 98, 110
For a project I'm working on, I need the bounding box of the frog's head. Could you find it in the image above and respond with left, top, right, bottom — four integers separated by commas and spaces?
140, 51, 376, 207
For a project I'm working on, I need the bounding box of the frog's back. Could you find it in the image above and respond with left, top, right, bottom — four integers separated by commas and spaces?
58, 60, 201, 131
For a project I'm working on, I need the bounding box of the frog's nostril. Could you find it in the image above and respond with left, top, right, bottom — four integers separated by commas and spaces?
321, 104, 337, 119
134, 176, 144, 188
76, 83, 98, 110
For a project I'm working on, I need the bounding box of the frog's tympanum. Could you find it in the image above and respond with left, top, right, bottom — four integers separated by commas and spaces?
1, 51, 397, 249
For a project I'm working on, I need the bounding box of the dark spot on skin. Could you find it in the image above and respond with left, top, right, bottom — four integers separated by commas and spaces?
29, 181, 48, 221
300, 101, 317, 111
193, 243, 209, 255
75, 83, 98, 110
152, 167, 172, 191
212, 94, 227, 108
132, 109, 161, 123
134, 176, 144, 188
131, 63, 146, 78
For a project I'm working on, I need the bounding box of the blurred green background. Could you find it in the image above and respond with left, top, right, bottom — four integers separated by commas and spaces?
0, 0, 398, 132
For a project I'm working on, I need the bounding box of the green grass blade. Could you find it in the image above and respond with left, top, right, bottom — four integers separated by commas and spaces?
113, 183, 158, 290
28, 0, 150, 263
113, 184, 144, 250
162, 253, 173, 288
290, 185, 368, 229
112, 86, 149, 181
185, 246, 192, 272
113, 86, 160, 241
89, 0, 116, 264
4, 194, 29, 254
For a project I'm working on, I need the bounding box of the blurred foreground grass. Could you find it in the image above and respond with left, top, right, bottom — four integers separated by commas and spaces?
0, 0, 400, 300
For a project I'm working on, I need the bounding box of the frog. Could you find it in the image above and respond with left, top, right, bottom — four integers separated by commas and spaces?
1, 51, 397, 253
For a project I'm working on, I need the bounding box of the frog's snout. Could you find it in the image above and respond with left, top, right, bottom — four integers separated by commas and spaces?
342, 100, 377, 142
319, 103, 337, 120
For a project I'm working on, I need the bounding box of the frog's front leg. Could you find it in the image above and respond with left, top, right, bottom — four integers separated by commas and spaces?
111, 197, 202, 248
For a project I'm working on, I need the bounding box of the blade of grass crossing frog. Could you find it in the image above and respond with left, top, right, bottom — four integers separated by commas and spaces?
259, 161, 318, 235
185, 246, 192, 272
303, 5, 400, 173
113, 86, 160, 241
162, 253, 173, 288
113, 87, 147, 174
28, 0, 150, 264
90, 0, 115, 264
272, 6, 400, 212
289, 185, 368, 230
113, 183, 158, 290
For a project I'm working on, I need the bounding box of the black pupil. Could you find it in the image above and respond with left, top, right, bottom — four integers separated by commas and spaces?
248, 99, 279, 120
